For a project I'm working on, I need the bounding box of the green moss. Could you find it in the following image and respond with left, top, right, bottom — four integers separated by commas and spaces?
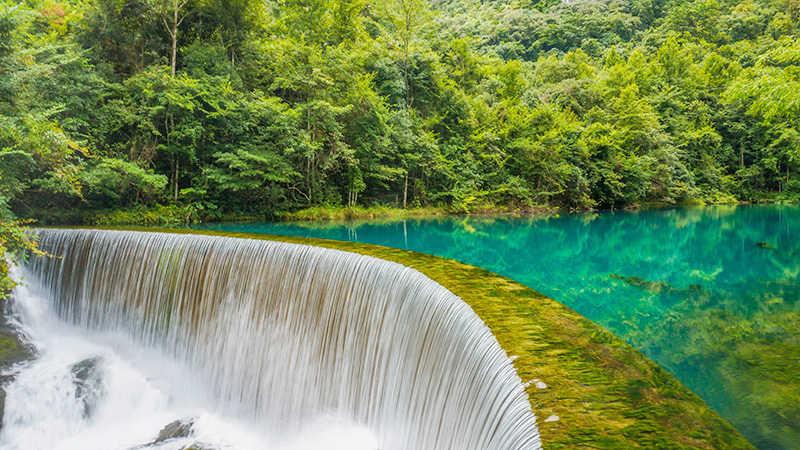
0, 330, 30, 371
55, 226, 756, 449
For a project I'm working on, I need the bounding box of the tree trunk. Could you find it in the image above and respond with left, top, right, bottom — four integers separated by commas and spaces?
174, 156, 179, 201
171, 9, 178, 77
403, 173, 408, 209
402, 1, 412, 116
159, 1, 189, 78
172, 154, 180, 202
404, 53, 409, 115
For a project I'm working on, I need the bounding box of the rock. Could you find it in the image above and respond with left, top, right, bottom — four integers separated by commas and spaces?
155, 419, 195, 444
71, 357, 101, 386
756, 242, 775, 249
609, 274, 712, 303
543, 414, 559, 422
0, 329, 33, 373
70, 357, 103, 418
609, 274, 671, 294
0, 387, 5, 429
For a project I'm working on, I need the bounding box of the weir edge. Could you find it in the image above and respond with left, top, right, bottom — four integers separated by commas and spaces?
40, 226, 754, 450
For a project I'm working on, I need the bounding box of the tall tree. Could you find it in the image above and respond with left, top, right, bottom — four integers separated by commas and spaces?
150, 0, 198, 76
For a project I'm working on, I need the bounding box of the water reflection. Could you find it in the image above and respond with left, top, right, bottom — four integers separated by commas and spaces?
196, 205, 800, 450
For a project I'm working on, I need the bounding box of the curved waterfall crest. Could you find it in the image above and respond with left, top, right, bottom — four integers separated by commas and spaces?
24, 228, 542, 450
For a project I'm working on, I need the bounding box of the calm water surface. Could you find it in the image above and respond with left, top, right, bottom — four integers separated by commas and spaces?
197, 205, 800, 450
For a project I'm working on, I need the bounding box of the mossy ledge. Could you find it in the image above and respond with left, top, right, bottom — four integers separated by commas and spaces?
50, 226, 754, 450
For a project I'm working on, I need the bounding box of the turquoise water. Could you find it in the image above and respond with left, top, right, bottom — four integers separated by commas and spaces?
196, 205, 800, 450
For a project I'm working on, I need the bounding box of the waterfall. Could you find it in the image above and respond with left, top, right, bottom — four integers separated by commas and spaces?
4, 228, 541, 450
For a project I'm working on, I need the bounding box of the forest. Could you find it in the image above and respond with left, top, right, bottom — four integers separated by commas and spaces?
0, 0, 799, 231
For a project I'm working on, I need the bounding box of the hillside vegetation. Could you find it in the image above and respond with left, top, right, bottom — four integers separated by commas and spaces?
0, 0, 799, 229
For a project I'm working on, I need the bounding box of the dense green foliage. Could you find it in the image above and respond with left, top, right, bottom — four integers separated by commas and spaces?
0, 0, 799, 226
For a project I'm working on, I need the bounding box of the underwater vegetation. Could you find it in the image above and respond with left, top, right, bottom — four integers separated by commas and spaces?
609, 272, 800, 450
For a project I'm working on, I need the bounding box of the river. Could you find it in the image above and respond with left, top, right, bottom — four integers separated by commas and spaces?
197, 204, 800, 450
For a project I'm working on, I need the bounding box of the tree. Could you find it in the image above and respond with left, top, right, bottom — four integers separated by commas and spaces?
0, 0, 92, 291
724, 37, 800, 192
78, 0, 164, 77
150, 0, 199, 76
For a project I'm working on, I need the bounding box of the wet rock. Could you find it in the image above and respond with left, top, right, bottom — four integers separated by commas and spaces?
0, 387, 5, 429
0, 329, 33, 374
125, 419, 201, 449
0, 301, 33, 430
70, 357, 103, 418
71, 357, 101, 382
0, 298, 35, 387
155, 419, 195, 443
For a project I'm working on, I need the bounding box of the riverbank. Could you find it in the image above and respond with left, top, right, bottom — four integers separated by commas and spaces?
277, 204, 560, 221
24, 192, 799, 228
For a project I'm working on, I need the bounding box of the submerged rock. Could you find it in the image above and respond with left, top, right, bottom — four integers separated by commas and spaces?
70, 357, 104, 418
155, 419, 195, 444
609, 274, 672, 294
610, 274, 711, 303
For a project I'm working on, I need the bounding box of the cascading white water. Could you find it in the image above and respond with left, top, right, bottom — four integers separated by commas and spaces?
2, 229, 541, 450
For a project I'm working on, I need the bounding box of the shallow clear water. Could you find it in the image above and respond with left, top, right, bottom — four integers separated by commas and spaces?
197, 205, 800, 450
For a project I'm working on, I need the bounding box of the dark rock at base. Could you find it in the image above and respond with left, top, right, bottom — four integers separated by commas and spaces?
0, 298, 35, 431
1, 295, 35, 386
71, 357, 100, 379
155, 419, 195, 444
70, 357, 103, 418
0, 387, 5, 429
0, 329, 33, 377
